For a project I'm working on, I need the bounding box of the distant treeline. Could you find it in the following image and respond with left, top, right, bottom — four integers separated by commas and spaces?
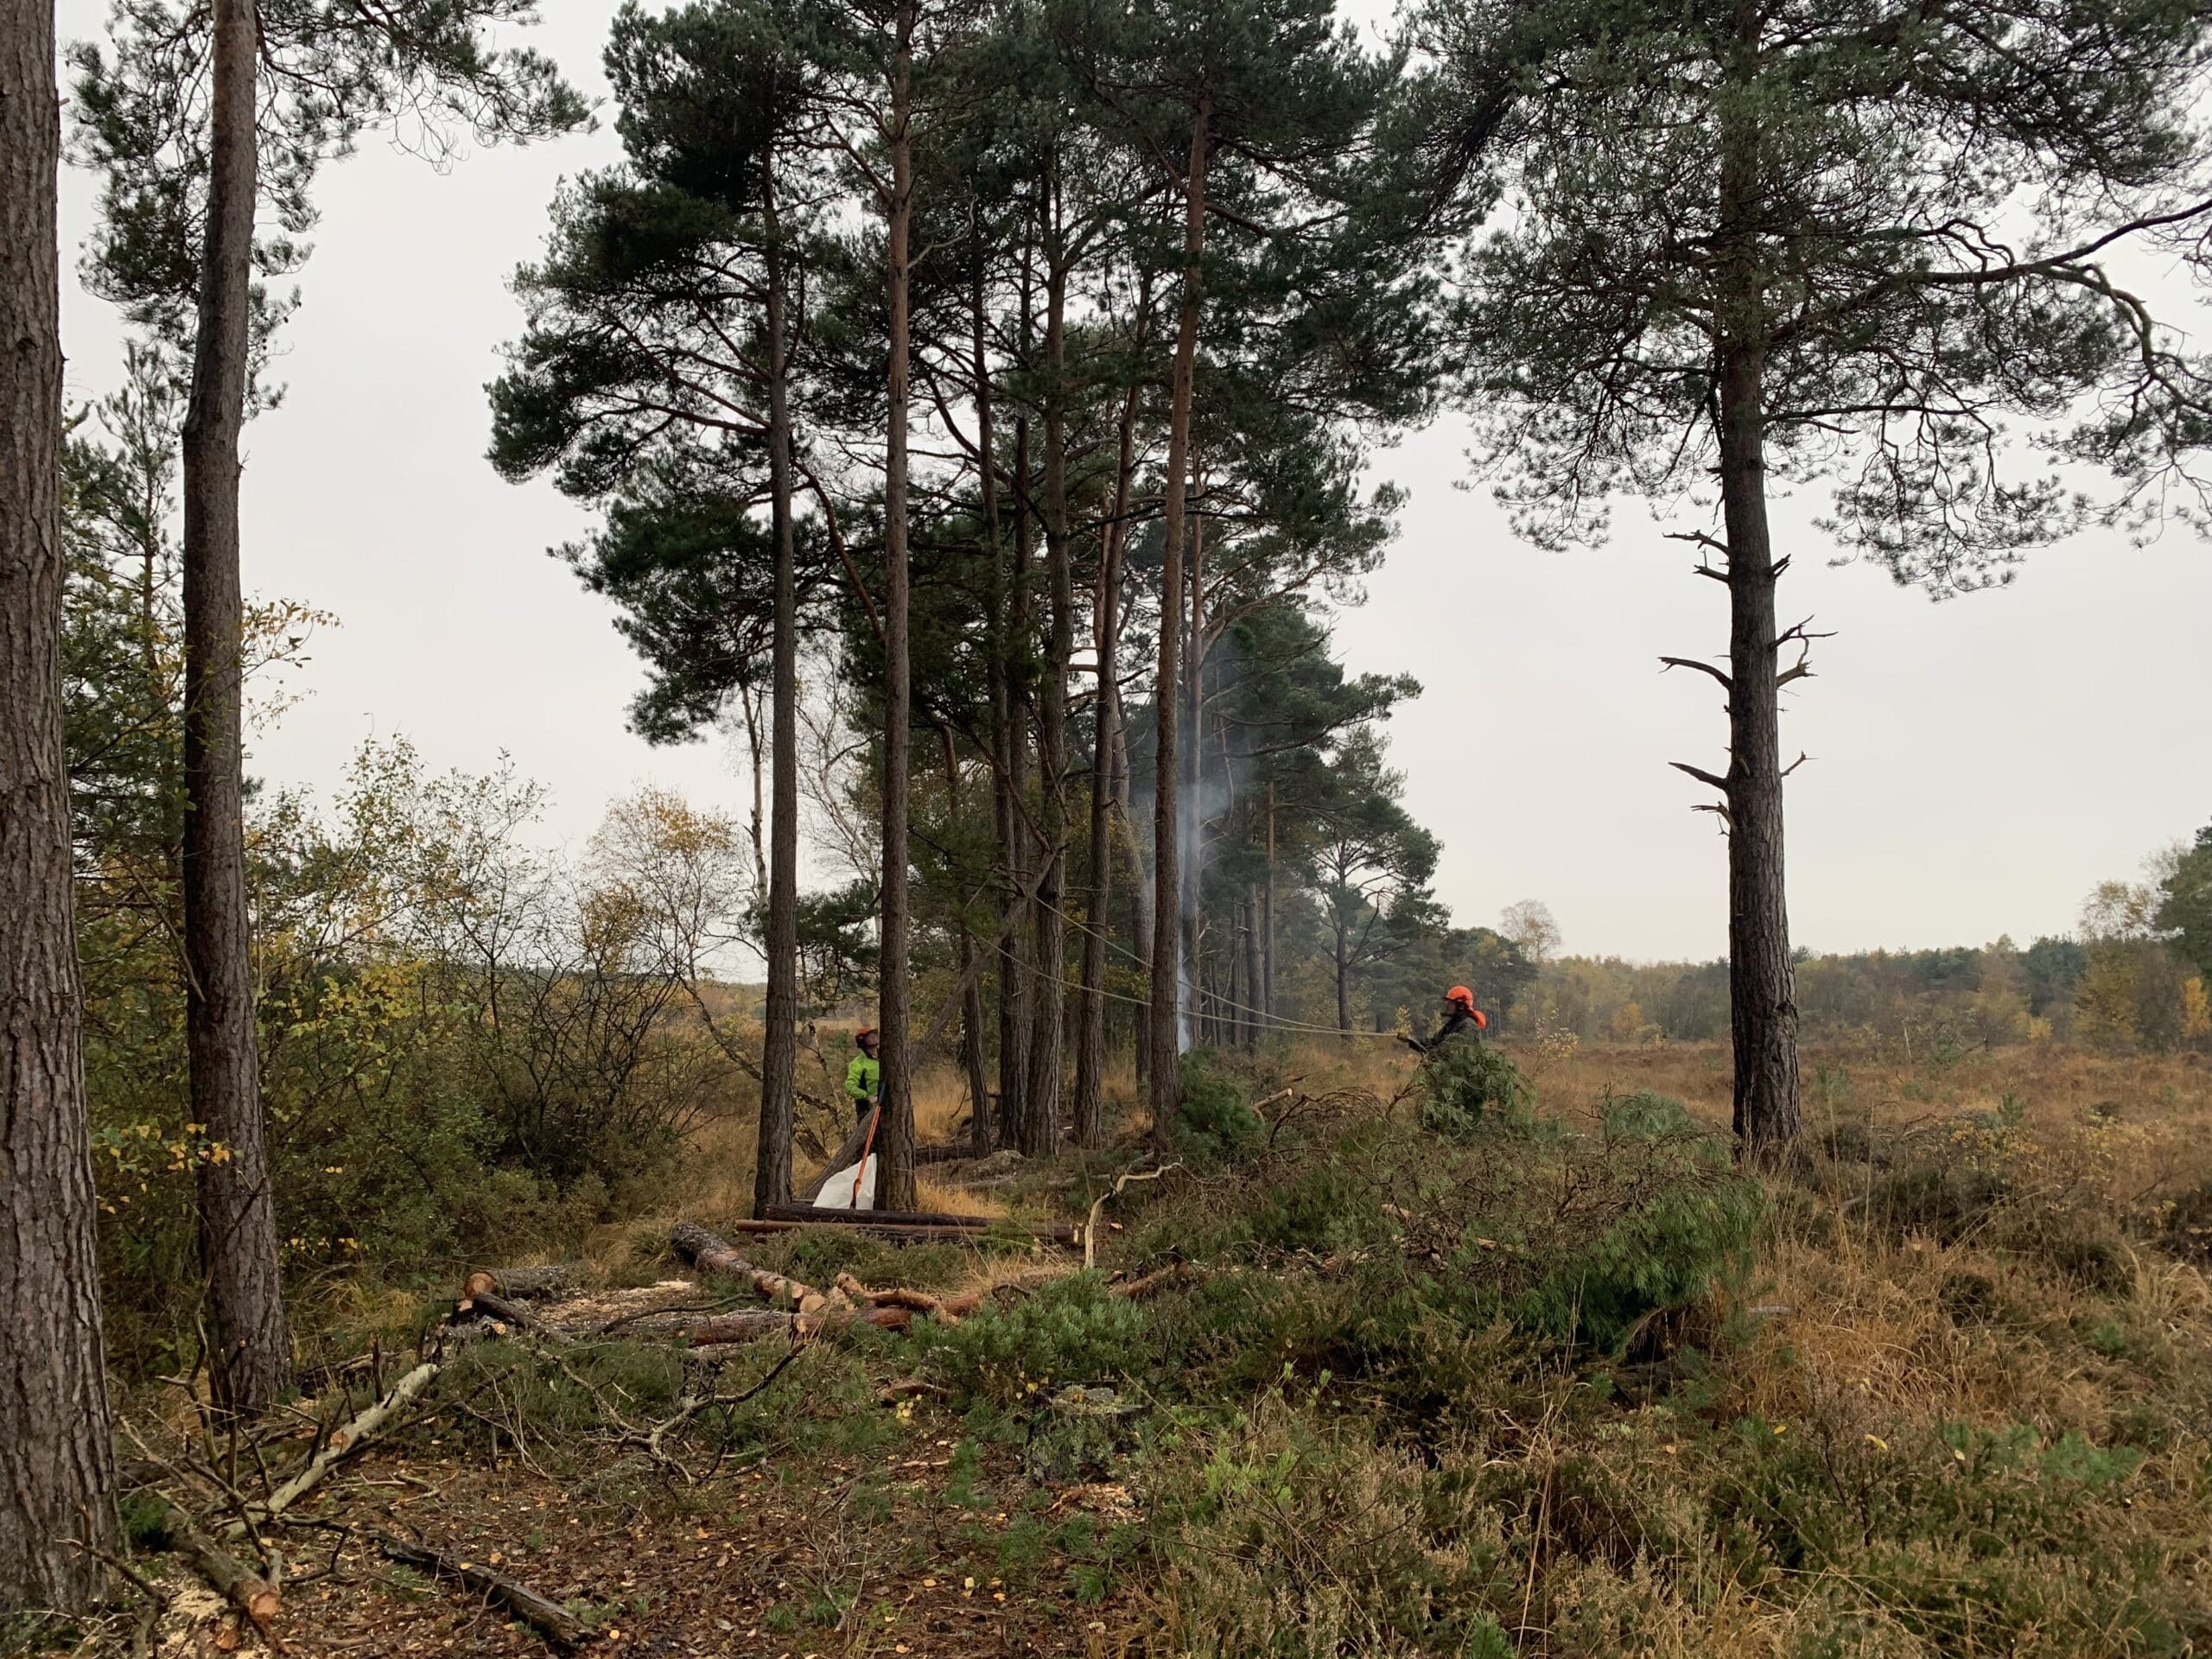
1515, 933, 2207, 1055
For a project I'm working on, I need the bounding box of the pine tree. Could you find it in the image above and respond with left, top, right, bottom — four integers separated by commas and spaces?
1, 0, 120, 1601
73, 0, 581, 1408
1412, 0, 2212, 1160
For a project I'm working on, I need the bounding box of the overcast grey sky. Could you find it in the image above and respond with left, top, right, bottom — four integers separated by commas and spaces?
53, 0, 2212, 963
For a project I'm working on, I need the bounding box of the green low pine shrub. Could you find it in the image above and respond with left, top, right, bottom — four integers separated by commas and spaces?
1416, 1043, 1534, 1140
923, 1271, 1150, 1408
1175, 1052, 1262, 1161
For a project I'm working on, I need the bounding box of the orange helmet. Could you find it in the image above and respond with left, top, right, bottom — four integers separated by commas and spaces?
1446, 985, 1475, 1010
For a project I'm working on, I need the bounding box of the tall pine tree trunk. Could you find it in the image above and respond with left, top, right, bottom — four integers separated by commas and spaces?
1072, 383, 1137, 1145
1113, 685, 1150, 1088
1, 0, 121, 1595
937, 724, 993, 1153
974, 241, 1027, 1153
1715, 346, 1801, 1159
1243, 889, 1262, 1050
1148, 97, 1210, 1147
1181, 505, 1205, 1051
182, 0, 288, 1413
754, 177, 799, 1213
1714, 0, 1801, 1160
876, 6, 918, 1211
1262, 785, 1274, 1036
1022, 223, 1071, 1157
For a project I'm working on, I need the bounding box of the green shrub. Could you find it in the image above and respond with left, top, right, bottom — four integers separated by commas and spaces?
1176, 1052, 1262, 1160
1417, 1043, 1533, 1140
756, 1227, 970, 1291
923, 1271, 1150, 1408
1599, 1088, 1696, 1138
1136, 1111, 1761, 1414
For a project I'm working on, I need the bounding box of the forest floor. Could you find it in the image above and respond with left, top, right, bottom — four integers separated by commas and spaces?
54, 1037, 2212, 1658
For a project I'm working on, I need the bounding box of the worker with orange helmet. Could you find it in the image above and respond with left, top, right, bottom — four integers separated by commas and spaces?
1404, 985, 1488, 1054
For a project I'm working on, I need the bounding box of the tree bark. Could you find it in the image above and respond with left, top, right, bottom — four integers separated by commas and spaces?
938, 724, 992, 1154
1148, 98, 1210, 1149
876, 4, 918, 1211
978, 240, 1032, 1153
755, 173, 800, 1213
1022, 207, 1072, 1157
1262, 785, 1274, 1030
181, 0, 289, 1414
1114, 658, 1151, 1087
1715, 0, 1802, 1161
1333, 914, 1351, 1039
0, 0, 122, 1601
1243, 889, 1262, 1050
1182, 505, 1207, 1049
1072, 384, 1139, 1145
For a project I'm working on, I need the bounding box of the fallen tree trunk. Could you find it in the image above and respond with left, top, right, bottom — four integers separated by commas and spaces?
462, 1263, 589, 1303
720, 1217, 1010, 1245
143, 1493, 280, 1634
376, 1534, 591, 1651
764, 1201, 1077, 1245
667, 1221, 852, 1321
764, 1200, 998, 1229
685, 1305, 912, 1344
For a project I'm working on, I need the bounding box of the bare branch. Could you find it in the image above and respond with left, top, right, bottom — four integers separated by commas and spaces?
1669, 760, 1729, 793
1659, 654, 1733, 691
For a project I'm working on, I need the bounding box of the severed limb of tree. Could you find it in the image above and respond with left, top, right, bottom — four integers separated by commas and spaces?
1658, 654, 1733, 690
140, 1492, 281, 1640
226, 1361, 442, 1537
374, 1533, 591, 1651
831, 1272, 987, 1325
1111, 1261, 1211, 1300
1083, 1164, 1182, 1269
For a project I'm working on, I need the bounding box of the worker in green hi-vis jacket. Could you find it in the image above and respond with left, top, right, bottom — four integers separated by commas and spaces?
844, 1028, 880, 1122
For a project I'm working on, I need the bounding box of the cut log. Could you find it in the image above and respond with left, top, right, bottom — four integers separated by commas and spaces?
722, 1216, 1077, 1248
764, 1202, 1077, 1245
721, 1218, 978, 1245
463, 1263, 589, 1304
460, 1290, 548, 1334
668, 1223, 836, 1309
142, 1493, 280, 1634
669, 1219, 753, 1279
765, 1200, 999, 1229
376, 1534, 591, 1651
